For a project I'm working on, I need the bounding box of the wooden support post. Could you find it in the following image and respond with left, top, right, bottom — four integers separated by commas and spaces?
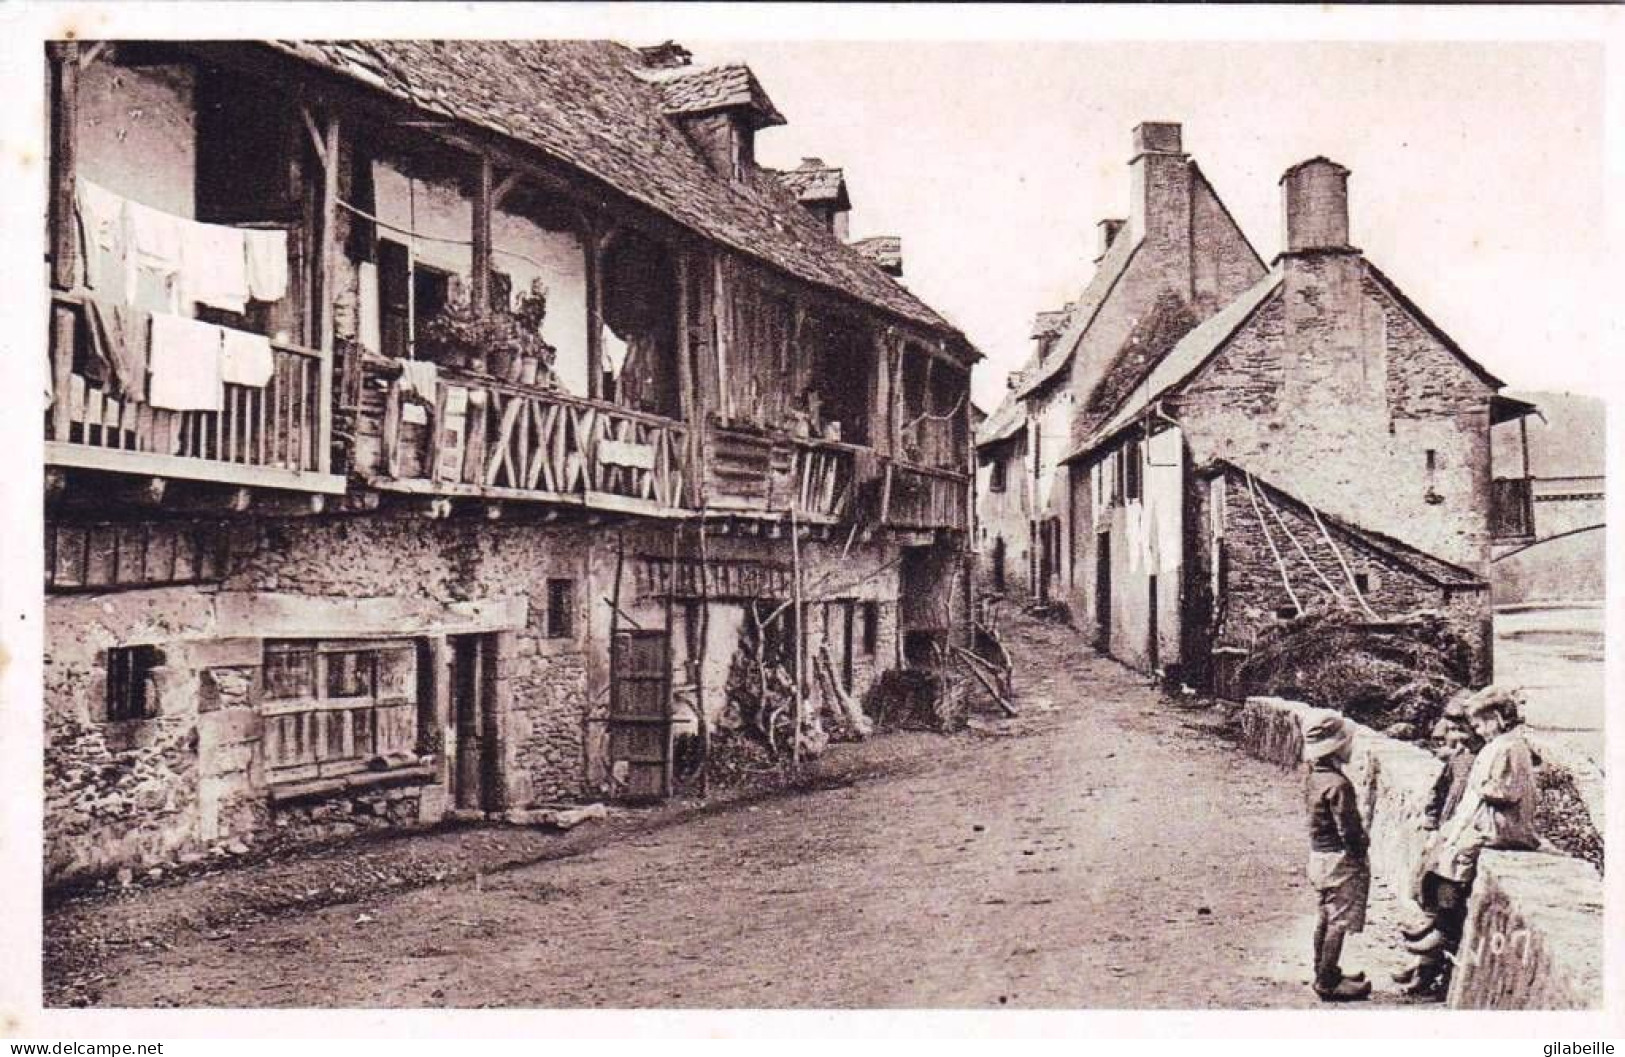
674, 247, 704, 506
788, 503, 806, 768
695, 509, 712, 798
47, 42, 79, 293
471, 154, 493, 316
585, 221, 605, 401
315, 112, 340, 476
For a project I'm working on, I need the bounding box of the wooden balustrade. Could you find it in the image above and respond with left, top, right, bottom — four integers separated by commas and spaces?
375, 367, 692, 517
263, 699, 418, 783
881, 460, 970, 532
787, 437, 858, 522
44, 293, 343, 493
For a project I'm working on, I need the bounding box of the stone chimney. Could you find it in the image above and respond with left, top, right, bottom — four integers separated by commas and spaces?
1128, 122, 1192, 277
1276, 157, 1381, 424
1094, 218, 1126, 264
1281, 157, 1353, 254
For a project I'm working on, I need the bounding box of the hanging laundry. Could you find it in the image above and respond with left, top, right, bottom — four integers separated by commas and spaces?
181, 220, 249, 313
399, 358, 438, 401
220, 327, 275, 388
244, 228, 289, 303
126, 200, 185, 314
82, 298, 151, 401
148, 314, 223, 412
74, 180, 129, 300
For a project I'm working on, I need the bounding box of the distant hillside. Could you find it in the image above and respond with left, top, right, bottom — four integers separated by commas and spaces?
1493, 391, 1606, 479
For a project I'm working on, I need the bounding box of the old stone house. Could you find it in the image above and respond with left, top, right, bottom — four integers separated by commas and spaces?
973, 389, 1029, 598
1060, 153, 1534, 689
43, 40, 977, 886
974, 122, 1267, 606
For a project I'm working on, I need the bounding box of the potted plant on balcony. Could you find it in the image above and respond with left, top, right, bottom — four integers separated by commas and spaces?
415, 278, 556, 386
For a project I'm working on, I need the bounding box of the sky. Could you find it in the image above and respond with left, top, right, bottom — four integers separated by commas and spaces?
693, 40, 1609, 413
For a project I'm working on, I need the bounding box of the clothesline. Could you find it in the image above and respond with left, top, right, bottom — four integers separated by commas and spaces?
336, 198, 554, 275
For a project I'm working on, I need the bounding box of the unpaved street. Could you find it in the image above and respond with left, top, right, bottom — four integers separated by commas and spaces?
54, 618, 1409, 1009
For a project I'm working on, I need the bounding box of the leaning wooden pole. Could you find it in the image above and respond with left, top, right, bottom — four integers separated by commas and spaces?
695, 509, 713, 798
607, 529, 625, 797
788, 504, 806, 768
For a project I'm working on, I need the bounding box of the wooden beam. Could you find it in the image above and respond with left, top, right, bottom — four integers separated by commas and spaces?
585, 219, 605, 401
254, 492, 328, 517
47, 42, 79, 293
44, 441, 347, 494
315, 111, 340, 477
471, 153, 493, 316
492, 170, 521, 208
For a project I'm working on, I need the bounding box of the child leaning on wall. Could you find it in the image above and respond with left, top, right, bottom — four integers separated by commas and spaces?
1302, 711, 1373, 1002
1392, 692, 1483, 998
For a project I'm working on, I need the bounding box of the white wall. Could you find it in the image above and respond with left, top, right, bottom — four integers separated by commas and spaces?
78, 61, 196, 218
373, 158, 591, 395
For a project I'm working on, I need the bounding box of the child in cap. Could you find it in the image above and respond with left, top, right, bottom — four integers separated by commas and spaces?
1303, 710, 1372, 1001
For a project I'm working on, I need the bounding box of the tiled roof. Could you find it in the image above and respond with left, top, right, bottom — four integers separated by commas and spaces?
1201, 460, 1487, 589
646, 62, 786, 129
1068, 271, 1282, 459
1014, 232, 1140, 399
775, 158, 849, 207
266, 40, 969, 347
1072, 290, 1203, 444
975, 389, 1028, 449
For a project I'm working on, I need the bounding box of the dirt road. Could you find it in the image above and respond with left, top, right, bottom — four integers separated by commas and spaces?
51, 618, 1411, 1009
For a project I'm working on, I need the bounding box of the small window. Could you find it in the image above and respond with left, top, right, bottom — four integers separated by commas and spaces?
106, 645, 163, 721
861, 601, 880, 655
1354, 571, 1379, 595
1425, 449, 1438, 472
1123, 439, 1143, 502
547, 578, 576, 639
1276, 605, 1301, 620
990, 459, 1007, 493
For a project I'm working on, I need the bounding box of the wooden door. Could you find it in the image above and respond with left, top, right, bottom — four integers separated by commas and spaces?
609, 629, 672, 802
1095, 533, 1112, 650
449, 633, 497, 811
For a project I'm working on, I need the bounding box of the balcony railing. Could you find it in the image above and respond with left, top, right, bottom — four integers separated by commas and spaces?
45, 292, 343, 494
1491, 476, 1535, 541
881, 460, 970, 533
368, 364, 692, 517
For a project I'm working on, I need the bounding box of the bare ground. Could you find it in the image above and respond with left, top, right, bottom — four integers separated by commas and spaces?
44, 615, 1420, 1009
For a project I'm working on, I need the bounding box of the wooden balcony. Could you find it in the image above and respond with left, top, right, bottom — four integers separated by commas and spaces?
45, 293, 344, 495
363, 362, 692, 518
881, 460, 970, 533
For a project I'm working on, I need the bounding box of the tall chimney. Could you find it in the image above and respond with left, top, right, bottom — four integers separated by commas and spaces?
1280, 157, 1352, 253
1128, 122, 1191, 272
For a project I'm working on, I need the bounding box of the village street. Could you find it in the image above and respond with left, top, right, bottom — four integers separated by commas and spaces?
49, 617, 1416, 1010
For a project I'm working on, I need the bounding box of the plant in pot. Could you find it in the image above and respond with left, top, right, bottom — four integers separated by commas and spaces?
415, 278, 556, 386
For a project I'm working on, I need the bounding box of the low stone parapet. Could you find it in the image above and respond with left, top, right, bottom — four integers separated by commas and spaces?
1448, 850, 1603, 1009
1235, 695, 1603, 1009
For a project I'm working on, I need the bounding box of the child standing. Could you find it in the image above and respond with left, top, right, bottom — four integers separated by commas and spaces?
1303, 711, 1373, 1002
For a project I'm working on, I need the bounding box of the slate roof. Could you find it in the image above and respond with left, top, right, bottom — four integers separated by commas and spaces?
975, 389, 1028, 450
1200, 460, 1487, 589
1014, 231, 1140, 399
775, 158, 850, 208
645, 62, 786, 129
1068, 272, 1282, 460
265, 40, 969, 348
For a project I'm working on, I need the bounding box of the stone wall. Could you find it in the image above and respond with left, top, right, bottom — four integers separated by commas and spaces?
1236, 695, 1603, 1009
1176, 262, 1495, 575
